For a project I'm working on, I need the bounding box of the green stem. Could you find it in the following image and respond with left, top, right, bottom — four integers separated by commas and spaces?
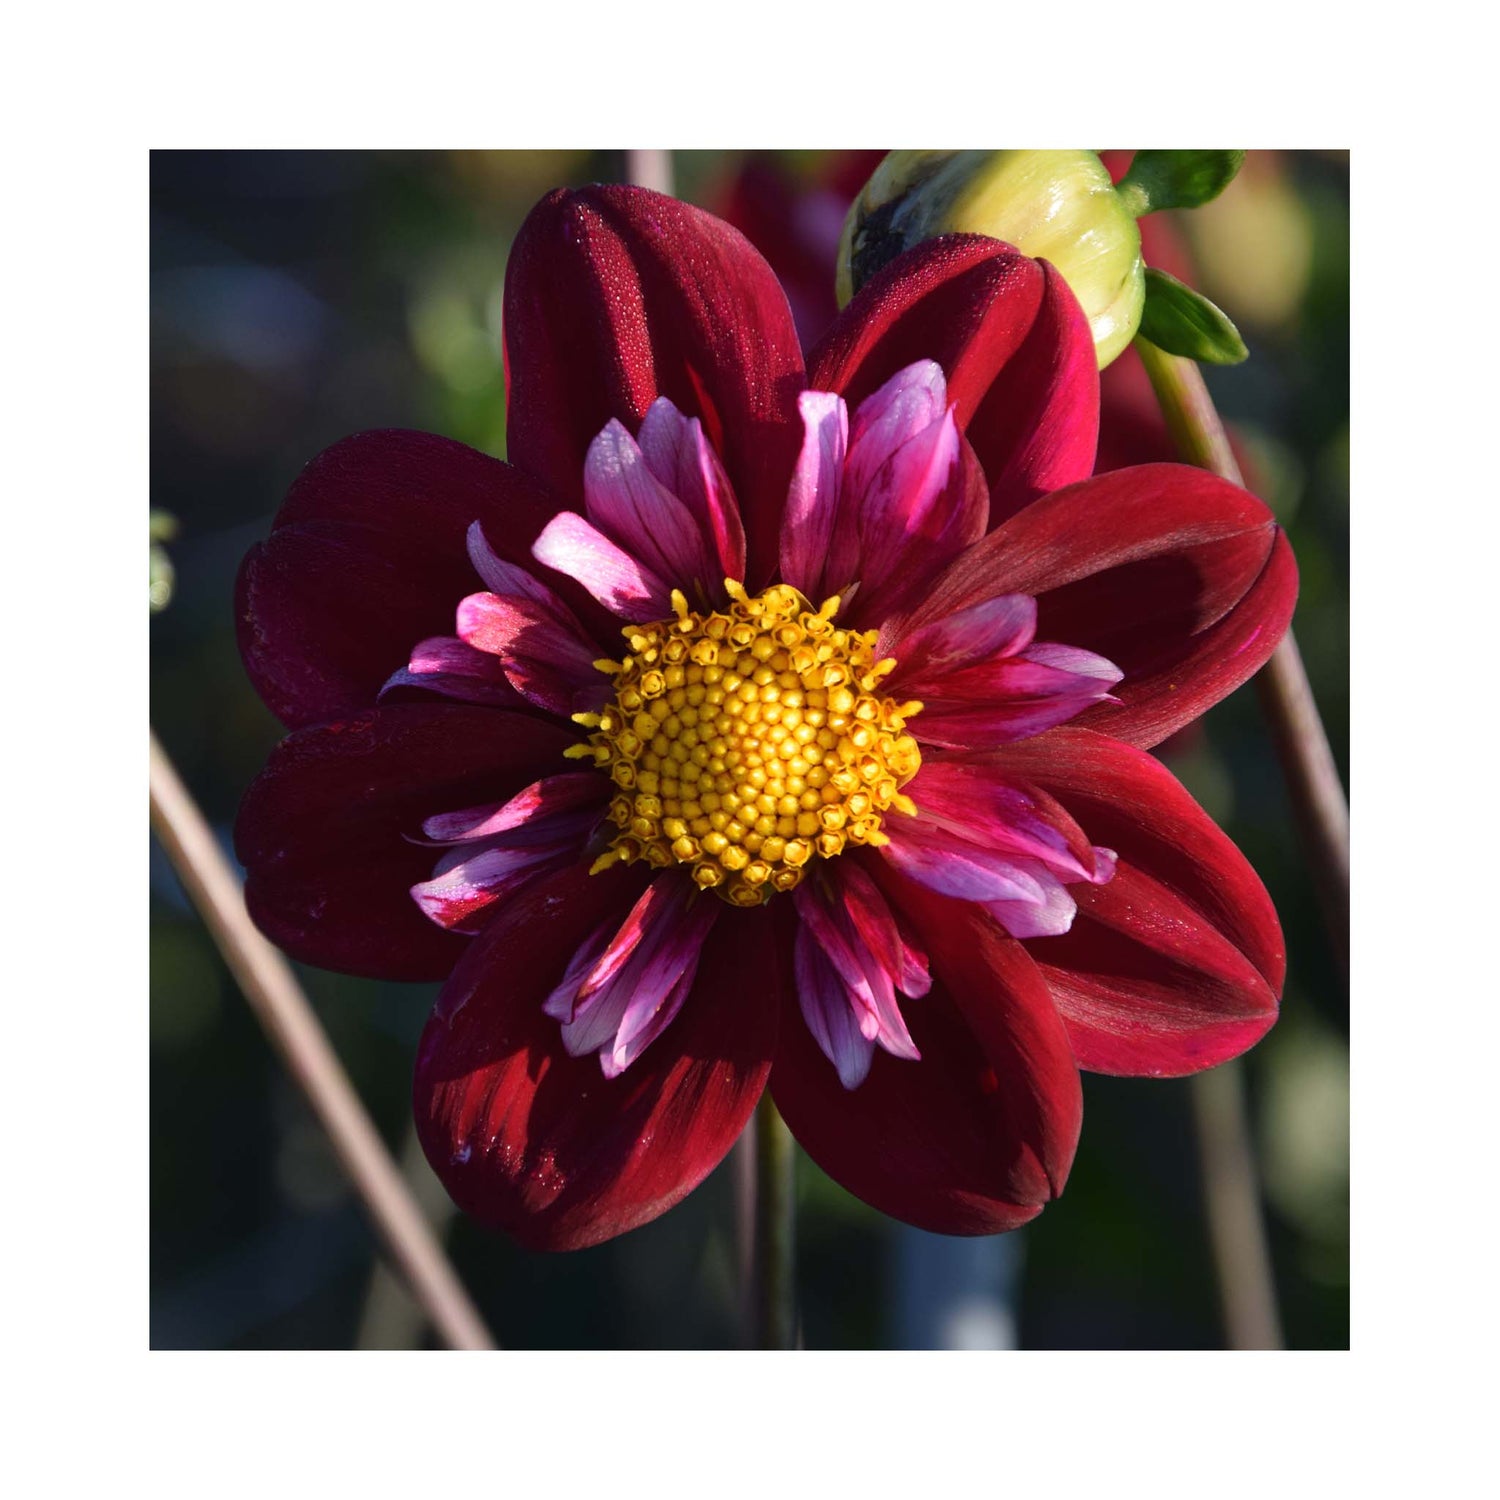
751, 1094, 797, 1349
1135, 335, 1349, 987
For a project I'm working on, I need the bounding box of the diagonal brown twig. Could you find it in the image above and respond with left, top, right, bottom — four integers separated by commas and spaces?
150, 730, 495, 1350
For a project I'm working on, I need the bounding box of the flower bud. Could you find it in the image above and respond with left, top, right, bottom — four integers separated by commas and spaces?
837, 151, 1145, 369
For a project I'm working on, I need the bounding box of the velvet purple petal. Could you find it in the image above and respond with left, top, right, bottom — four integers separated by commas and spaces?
503, 186, 805, 586
887, 463, 1297, 749
808, 236, 1098, 526
234, 704, 581, 981
414, 864, 779, 1251
987, 727, 1284, 1074
772, 865, 1082, 1235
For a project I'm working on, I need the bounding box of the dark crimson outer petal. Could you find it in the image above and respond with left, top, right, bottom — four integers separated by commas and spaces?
238, 429, 612, 730
771, 863, 1082, 1236
235, 704, 581, 982
414, 866, 778, 1251
889, 463, 1297, 749
503, 186, 806, 586
807, 235, 1099, 523
988, 727, 1282, 1075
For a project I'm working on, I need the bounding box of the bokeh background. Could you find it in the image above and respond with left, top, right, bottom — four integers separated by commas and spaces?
150, 149, 1349, 1349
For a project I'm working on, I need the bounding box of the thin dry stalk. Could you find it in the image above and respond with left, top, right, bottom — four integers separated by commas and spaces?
149, 731, 495, 1351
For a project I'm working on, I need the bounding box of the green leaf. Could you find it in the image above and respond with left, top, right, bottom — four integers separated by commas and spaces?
1115, 150, 1245, 216
1139, 268, 1248, 365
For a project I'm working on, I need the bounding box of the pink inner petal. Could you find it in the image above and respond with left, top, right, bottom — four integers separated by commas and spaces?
794, 925, 876, 1090
637, 398, 746, 584
379, 635, 520, 709
885, 594, 1039, 678
456, 591, 606, 716
466, 522, 570, 611
792, 871, 923, 1088
532, 511, 674, 623
779, 390, 848, 599
584, 419, 714, 594
421, 772, 608, 844
551, 878, 718, 1075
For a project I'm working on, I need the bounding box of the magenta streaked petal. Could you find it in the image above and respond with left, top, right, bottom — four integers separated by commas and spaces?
791, 869, 922, 1088
605, 965, 696, 1079
895, 923, 933, 999
983, 876, 1080, 939
466, 522, 570, 611
850, 408, 960, 581
884, 594, 1038, 677
584, 419, 713, 592
541, 923, 614, 1024
532, 511, 674, 623
1022, 641, 1125, 686
794, 926, 875, 1090
831, 362, 990, 621
779, 390, 848, 598
835, 862, 913, 997
845, 358, 948, 463
881, 819, 1052, 905
411, 836, 585, 933
637, 398, 747, 583
420, 772, 609, 844
555, 878, 718, 1073
455, 591, 606, 716
904, 760, 1100, 882
379, 635, 521, 709
907, 644, 1124, 751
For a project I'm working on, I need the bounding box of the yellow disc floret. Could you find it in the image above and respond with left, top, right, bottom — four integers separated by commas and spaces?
566, 581, 923, 907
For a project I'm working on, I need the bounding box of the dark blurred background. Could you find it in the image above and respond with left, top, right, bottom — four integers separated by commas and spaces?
150, 149, 1348, 1349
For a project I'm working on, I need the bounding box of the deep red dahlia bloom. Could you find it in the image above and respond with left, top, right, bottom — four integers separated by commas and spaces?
236, 186, 1296, 1251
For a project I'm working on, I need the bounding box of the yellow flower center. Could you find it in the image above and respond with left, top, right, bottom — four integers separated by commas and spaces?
566, 581, 923, 907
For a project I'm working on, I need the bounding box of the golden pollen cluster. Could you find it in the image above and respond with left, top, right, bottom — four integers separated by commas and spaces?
567, 581, 923, 907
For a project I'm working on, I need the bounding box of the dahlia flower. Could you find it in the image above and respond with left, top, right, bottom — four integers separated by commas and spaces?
236, 186, 1296, 1250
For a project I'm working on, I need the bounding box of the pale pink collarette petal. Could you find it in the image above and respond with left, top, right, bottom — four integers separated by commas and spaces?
844, 358, 948, 469
532, 511, 675, 623
883, 594, 1038, 676
906, 646, 1123, 749
420, 772, 609, 845
456, 591, 607, 717
412, 816, 600, 936
885, 591, 1122, 751
779, 390, 848, 598
412, 775, 607, 934
796, 360, 987, 622
794, 928, 876, 1089
907, 761, 1102, 882
379, 635, 520, 708
792, 870, 923, 1090
543, 878, 719, 1079
637, 398, 747, 584
584, 419, 716, 596
466, 521, 573, 610
880, 760, 1116, 940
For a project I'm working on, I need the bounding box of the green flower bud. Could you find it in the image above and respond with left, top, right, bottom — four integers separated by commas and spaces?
837, 150, 1146, 369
